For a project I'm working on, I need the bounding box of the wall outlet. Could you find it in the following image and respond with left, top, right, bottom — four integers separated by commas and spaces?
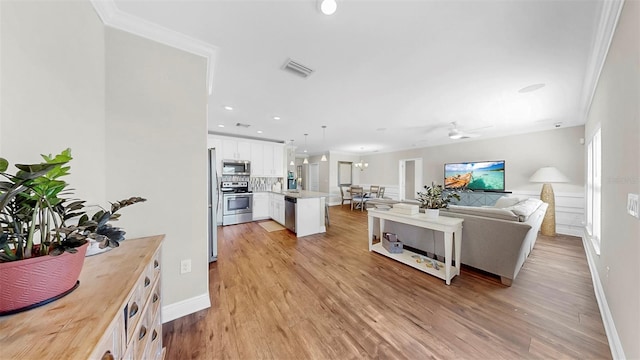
628, 193, 639, 219
180, 259, 192, 274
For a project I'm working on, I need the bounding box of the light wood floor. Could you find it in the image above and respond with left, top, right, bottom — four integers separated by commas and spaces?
163, 205, 611, 359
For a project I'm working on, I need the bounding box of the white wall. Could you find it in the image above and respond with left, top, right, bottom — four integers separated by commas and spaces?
105, 27, 209, 318
584, 1, 640, 358
0, 0, 106, 206
1, 0, 210, 323
358, 126, 586, 234
360, 126, 585, 193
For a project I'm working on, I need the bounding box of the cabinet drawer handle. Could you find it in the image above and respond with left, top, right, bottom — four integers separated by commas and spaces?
139, 326, 147, 341
144, 276, 151, 287
129, 303, 139, 318
152, 293, 159, 303
101, 350, 115, 360
152, 329, 158, 341
154, 260, 159, 269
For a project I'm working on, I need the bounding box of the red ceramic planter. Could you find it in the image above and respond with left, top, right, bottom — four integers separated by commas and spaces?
0, 242, 88, 315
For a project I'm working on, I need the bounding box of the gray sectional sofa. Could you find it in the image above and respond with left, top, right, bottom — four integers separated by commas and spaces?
439, 197, 548, 285
376, 196, 548, 286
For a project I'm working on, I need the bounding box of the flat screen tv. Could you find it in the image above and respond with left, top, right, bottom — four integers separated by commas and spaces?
444, 160, 505, 191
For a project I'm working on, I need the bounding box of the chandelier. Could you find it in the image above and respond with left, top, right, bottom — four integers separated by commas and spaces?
354, 160, 368, 171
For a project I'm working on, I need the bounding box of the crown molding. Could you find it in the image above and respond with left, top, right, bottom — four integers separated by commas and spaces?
580, 0, 625, 121
90, 0, 218, 95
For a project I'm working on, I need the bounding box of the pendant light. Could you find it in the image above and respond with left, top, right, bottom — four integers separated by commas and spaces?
289, 139, 295, 166
320, 131, 328, 161
303, 134, 309, 164
320, 125, 327, 162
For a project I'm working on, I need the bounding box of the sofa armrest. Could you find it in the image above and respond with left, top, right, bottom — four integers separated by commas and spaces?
440, 212, 532, 283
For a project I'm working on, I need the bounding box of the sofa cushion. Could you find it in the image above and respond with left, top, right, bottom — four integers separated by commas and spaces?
446, 205, 519, 221
505, 198, 544, 221
494, 196, 521, 208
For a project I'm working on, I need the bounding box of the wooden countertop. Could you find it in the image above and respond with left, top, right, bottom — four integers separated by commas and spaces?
0, 235, 164, 359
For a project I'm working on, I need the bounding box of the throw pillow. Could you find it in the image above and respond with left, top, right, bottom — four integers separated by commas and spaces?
506, 198, 544, 219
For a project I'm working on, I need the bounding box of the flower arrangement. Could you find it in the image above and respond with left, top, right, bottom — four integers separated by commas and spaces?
416, 182, 461, 209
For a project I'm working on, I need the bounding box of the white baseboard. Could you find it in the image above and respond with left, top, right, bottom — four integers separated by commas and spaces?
162, 293, 211, 324
581, 233, 625, 359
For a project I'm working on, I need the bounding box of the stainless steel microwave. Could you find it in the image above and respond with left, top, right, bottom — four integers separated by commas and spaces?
222, 160, 251, 175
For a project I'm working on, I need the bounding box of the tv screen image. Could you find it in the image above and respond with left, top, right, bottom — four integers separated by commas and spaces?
444, 160, 505, 191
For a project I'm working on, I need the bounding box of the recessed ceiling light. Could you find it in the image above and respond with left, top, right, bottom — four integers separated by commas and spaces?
223, 106, 233, 111
257, 130, 263, 134
218, 124, 225, 128
273, 116, 281, 120
518, 83, 545, 93
319, 0, 337, 15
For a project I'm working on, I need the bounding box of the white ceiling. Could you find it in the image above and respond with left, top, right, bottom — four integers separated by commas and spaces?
113, 0, 606, 156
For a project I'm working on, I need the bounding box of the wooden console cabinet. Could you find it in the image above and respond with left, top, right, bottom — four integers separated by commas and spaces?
0, 235, 164, 359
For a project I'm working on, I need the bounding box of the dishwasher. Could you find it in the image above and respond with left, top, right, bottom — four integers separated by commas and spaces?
285, 196, 296, 233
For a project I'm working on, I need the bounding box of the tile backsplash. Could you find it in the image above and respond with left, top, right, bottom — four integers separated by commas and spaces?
250, 177, 284, 192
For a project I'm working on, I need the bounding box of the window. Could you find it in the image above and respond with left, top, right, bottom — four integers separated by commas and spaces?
586, 128, 601, 254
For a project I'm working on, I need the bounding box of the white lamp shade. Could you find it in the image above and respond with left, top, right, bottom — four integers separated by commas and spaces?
303, 158, 309, 164
320, 154, 327, 162
529, 167, 569, 183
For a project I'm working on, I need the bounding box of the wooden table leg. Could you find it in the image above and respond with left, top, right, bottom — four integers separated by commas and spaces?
454, 226, 462, 276
444, 231, 453, 285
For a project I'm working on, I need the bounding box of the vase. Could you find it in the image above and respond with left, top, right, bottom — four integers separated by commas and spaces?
0, 242, 88, 315
425, 208, 440, 219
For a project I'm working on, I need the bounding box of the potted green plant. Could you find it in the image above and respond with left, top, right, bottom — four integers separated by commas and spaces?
416, 182, 461, 218
0, 149, 145, 315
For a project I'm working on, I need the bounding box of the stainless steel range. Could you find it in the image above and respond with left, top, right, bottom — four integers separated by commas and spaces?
221, 181, 253, 225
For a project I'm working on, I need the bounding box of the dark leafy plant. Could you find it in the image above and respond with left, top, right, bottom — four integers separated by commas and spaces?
0, 149, 145, 262
416, 182, 461, 209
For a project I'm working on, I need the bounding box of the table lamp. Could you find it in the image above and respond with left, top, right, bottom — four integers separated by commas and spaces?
529, 166, 569, 236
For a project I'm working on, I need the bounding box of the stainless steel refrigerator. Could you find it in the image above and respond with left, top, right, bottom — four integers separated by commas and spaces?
208, 148, 219, 262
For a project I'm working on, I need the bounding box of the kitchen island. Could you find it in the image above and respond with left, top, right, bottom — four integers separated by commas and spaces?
271, 190, 329, 237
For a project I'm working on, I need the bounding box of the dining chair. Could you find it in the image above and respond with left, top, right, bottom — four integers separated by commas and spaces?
339, 186, 352, 207
377, 186, 386, 198
369, 185, 380, 198
350, 186, 365, 211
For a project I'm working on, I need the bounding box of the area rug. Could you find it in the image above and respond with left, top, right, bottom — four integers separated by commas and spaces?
258, 220, 286, 232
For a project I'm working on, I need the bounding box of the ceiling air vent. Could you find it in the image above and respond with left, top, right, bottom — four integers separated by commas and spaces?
236, 122, 251, 128
282, 58, 314, 78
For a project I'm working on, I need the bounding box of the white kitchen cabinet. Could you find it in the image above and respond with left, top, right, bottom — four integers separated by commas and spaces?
272, 145, 284, 177
212, 136, 283, 176
222, 139, 251, 160
269, 193, 285, 225
261, 144, 284, 177
251, 143, 265, 176
262, 144, 275, 176
252, 192, 269, 220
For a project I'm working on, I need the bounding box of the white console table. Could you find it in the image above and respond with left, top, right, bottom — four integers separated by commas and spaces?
367, 209, 464, 285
